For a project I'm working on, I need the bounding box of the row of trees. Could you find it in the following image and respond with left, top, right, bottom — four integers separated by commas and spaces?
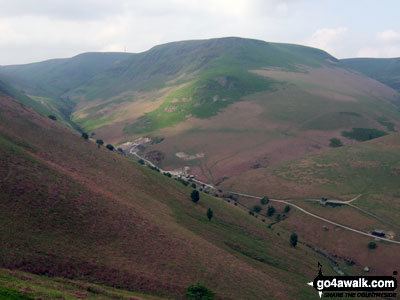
81, 132, 119, 152
251, 203, 290, 218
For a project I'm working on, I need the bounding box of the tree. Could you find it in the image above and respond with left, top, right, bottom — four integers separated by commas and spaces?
290, 232, 298, 247
329, 137, 343, 148
284, 205, 291, 213
368, 241, 377, 250
191, 190, 200, 203
191, 183, 197, 189
266, 205, 275, 217
186, 283, 214, 300
96, 139, 104, 148
207, 208, 213, 221
81, 132, 89, 140
252, 205, 262, 213
106, 144, 114, 151
48, 115, 57, 121
260, 196, 269, 205
138, 159, 145, 165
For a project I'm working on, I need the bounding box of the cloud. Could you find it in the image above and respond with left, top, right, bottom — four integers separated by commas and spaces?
357, 29, 400, 58
377, 30, 400, 43
0, 0, 397, 64
0, 0, 301, 64
305, 27, 348, 56
0, 0, 125, 20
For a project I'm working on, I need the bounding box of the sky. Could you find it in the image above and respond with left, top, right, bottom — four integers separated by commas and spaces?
0, 0, 399, 65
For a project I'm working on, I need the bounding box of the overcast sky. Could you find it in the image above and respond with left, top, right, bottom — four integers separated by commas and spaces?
0, 0, 399, 65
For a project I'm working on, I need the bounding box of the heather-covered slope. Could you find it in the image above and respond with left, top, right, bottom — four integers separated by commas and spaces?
0, 93, 338, 299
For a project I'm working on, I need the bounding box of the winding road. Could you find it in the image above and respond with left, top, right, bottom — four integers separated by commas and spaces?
128, 147, 400, 245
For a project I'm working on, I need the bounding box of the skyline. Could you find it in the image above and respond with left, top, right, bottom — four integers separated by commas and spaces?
0, 0, 399, 65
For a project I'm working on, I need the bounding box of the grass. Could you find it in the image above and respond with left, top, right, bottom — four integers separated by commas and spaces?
0, 268, 165, 300
72, 113, 118, 132
124, 68, 275, 133
377, 117, 396, 132
274, 133, 400, 196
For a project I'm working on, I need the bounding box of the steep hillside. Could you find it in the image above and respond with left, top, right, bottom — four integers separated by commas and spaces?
0, 78, 77, 129
0, 268, 163, 300
0, 93, 343, 299
0, 52, 132, 98
341, 57, 400, 92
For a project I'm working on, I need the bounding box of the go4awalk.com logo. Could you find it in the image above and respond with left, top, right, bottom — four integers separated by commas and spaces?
307, 263, 398, 298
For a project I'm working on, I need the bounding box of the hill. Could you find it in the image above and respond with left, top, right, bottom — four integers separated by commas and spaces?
2, 37, 400, 187
341, 57, 400, 92
0, 77, 78, 129
0, 52, 132, 98
0, 88, 344, 299
141, 65, 400, 184
0, 37, 337, 133
2, 38, 400, 299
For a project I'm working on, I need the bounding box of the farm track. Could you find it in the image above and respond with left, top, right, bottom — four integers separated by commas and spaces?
130, 149, 400, 245
228, 191, 400, 245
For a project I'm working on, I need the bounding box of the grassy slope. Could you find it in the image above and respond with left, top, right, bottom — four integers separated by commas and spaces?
0, 79, 76, 129
0, 95, 341, 299
0, 52, 133, 98
0, 268, 164, 300
274, 133, 400, 196
341, 57, 400, 92
223, 132, 400, 199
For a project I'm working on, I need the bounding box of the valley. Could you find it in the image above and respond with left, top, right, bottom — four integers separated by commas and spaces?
1, 37, 400, 299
